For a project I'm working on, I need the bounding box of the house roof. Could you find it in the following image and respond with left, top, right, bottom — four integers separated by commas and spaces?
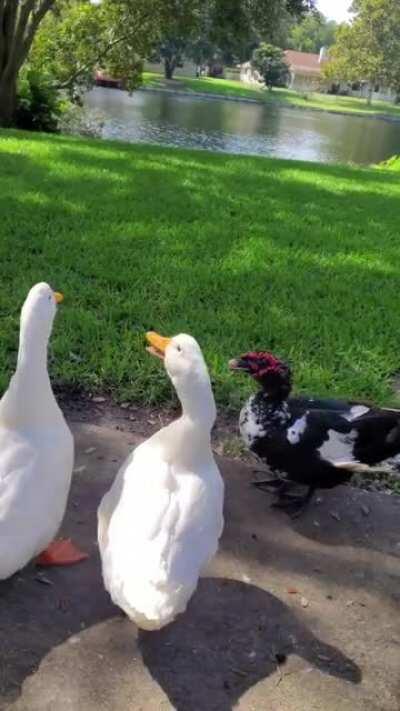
284, 50, 327, 75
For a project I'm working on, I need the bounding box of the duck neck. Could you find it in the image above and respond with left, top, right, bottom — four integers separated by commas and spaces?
176, 377, 216, 433
0, 321, 56, 427
261, 389, 289, 410
17, 326, 49, 379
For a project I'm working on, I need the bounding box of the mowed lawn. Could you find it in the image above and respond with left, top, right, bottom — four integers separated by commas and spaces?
143, 72, 400, 120
0, 129, 399, 409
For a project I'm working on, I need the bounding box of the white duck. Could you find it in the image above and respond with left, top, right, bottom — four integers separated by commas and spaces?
0, 283, 75, 579
98, 331, 224, 630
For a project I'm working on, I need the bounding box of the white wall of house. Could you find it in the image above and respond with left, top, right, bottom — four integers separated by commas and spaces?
288, 72, 321, 92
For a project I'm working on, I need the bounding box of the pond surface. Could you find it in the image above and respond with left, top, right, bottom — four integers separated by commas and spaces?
85, 87, 400, 165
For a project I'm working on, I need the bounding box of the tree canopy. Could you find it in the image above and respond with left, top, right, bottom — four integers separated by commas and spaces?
0, 0, 316, 125
252, 42, 289, 89
324, 0, 400, 101
288, 11, 337, 53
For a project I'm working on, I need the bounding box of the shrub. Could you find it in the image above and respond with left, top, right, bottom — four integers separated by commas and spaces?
15, 70, 67, 133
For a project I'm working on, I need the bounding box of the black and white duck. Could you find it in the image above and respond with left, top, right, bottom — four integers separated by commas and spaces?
229, 351, 400, 515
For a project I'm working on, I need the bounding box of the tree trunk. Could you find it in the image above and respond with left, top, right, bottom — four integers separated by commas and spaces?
366, 85, 373, 106
164, 59, 175, 80
0, 74, 17, 127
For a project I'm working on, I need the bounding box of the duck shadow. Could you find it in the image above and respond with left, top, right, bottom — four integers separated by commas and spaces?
139, 577, 361, 711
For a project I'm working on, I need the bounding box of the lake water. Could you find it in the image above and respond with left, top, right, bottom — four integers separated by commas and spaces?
85, 87, 400, 165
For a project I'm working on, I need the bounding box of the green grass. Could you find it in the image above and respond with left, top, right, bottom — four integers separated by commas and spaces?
143, 72, 400, 119
0, 129, 400, 410
377, 154, 400, 171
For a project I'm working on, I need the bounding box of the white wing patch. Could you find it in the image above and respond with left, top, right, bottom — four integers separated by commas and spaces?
319, 429, 356, 464
287, 414, 308, 444
344, 405, 370, 422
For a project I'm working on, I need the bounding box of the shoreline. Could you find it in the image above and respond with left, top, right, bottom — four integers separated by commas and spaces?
141, 85, 400, 125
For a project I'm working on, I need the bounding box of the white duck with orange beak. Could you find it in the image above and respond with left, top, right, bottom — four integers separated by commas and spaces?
98, 332, 224, 630
0, 283, 76, 579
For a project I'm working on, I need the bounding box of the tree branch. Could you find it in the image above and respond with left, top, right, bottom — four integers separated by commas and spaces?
56, 9, 156, 91
21, 0, 55, 66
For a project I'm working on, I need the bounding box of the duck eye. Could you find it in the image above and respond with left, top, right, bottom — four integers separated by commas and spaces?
48, 296, 52, 301
176, 345, 182, 353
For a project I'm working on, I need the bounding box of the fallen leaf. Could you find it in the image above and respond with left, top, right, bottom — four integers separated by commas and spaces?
287, 588, 299, 595
330, 511, 341, 522
92, 396, 106, 403
231, 667, 248, 677
346, 600, 354, 606
73, 465, 87, 474
120, 402, 130, 409
34, 574, 53, 586
301, 597, 309, 608
84, 447, 96, 455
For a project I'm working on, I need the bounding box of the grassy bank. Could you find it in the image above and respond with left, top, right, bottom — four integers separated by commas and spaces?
0, 129, 399, 409
143, 72, 400, 120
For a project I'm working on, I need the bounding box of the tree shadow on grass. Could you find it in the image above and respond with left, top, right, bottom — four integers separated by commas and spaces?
0, 137, 400, 405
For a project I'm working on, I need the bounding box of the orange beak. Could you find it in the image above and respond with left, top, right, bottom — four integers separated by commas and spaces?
54, 291, 64, 304
146, 331, 172, 360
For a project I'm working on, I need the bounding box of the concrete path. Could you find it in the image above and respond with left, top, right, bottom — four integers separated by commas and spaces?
1, 423, 399, 711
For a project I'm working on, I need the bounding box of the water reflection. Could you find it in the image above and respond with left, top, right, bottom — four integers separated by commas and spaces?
84, 87, 400, 165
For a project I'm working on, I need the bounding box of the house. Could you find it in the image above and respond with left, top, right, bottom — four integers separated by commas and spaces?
284, 48, 328, 91
240, 48, 328, 92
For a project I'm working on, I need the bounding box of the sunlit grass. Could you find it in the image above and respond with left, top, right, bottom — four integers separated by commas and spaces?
0, 128, 399, 410
142, 72, 400, 119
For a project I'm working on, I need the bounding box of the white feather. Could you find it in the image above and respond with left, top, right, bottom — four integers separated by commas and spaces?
0, 284, 73, 579
98, 335, 224, 630
287, 414, 308, 444
344, 405, 370, 422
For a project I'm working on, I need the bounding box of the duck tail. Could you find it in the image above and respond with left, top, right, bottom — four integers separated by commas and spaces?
334, 461, 395, 475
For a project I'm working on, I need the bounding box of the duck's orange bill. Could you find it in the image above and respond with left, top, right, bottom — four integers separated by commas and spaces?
146, 331, 171, 359
36, 539, 88, 567
54, 292, 64, 304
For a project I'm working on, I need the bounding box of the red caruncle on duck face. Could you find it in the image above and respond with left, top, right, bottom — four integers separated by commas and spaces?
229, 351, 283, 377
229, 351, 292, 397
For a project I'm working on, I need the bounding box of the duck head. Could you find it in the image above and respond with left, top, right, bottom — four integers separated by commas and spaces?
229, 351, 292, 401
19, 283, 63, 353
146, 331, 216, 427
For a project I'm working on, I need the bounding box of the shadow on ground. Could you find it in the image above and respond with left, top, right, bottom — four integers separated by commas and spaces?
0, 423, 398, 711
139, 578, 361, 711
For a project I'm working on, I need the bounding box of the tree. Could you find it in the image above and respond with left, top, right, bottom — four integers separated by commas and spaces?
323, 0, 400, 104
0, 1, 56, 127
0, 0, 195, 127
288, 11, 337, 53
252, 42, 289, 89
150, 0, 201, 79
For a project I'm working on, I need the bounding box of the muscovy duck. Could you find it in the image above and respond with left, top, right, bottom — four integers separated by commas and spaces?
229, 351, 400, 515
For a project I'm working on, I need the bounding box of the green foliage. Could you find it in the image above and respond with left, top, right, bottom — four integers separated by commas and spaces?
15, 69, 66, 133
150, 0, 202, 78
288, 11, 337, 53
252, 43, 289, 88
377, 155, 400, 171
325, 0, 400, 98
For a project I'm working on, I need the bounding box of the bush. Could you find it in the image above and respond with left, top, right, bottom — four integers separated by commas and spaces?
251, 43, 290, 90
15, 70, 67, 133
